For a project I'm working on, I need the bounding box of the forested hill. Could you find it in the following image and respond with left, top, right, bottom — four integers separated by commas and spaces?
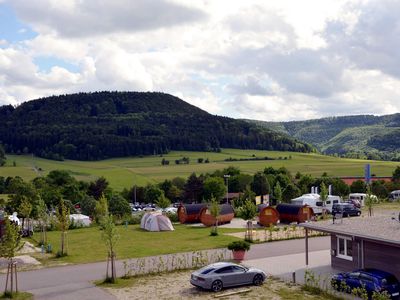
246, 114, 400, 161
0, 91, 313, 160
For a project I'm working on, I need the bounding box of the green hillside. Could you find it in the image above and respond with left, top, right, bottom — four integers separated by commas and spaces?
0, 91, 312, 161
245, 114, 400, 161
1, 149, 398, 191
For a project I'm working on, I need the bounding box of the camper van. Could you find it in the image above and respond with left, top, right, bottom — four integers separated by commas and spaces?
291, 193, 341, 214
291, 194, 323, 214
389, 190, 400, 201
348, 193, 378, 207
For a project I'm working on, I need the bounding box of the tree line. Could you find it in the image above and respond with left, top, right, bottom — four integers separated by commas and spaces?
2, 165, 400, 227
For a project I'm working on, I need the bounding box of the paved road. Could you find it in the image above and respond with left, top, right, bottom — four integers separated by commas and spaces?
0, 236, 329, 299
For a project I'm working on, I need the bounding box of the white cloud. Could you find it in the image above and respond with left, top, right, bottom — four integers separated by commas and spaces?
1, 0, 400, 122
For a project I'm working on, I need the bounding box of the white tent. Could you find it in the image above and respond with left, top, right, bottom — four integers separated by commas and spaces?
140, 212, 174, 231
69, 214, 91, 227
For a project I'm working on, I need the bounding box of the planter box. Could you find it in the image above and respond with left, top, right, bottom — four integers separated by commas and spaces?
232, 250, 246, 261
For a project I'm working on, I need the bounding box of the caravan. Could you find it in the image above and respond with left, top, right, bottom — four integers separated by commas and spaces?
291, 193, 342, 214
389, 190, 400, 201
348, 193, 378, 207
291, 194, 323, 214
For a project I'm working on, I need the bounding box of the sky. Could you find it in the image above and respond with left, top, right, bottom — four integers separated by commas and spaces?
1, 0, 400, 121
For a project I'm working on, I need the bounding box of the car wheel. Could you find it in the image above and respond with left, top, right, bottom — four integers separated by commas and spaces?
253, 274, 264, 286
211, 280, 223, 292
357, 211, 361, 216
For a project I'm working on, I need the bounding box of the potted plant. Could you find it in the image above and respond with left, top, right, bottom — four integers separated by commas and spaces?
227, 240, 251, 261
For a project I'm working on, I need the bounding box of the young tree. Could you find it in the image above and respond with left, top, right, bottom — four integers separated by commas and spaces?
319, 182, 329, 217
94, 195, 109, 224
55, 199, 70, 257
101, 214, 120, 283
0, 218, 21, 295
238, 200, 257, 242
36, 197, 49, 246
18, 197, 32, 230
274, 182, 283, 205
155, 194, 171, 212
209, 196, 220, 236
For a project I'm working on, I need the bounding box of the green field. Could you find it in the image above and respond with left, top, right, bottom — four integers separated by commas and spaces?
1, 149, 399, 191
31, 224, 242, 264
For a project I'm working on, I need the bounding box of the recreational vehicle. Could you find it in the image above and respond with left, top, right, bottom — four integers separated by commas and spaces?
291, 193, 341, 214
389, 190, 400, 201
291, 194, 323, 214
348, 193, 378, 207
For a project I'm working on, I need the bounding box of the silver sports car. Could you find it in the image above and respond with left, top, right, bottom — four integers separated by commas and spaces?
190, 262, 267, 292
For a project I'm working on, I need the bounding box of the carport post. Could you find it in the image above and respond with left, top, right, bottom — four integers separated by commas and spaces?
305, 228, 309, 266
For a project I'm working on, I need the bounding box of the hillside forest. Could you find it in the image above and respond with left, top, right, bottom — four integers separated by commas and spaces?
0, 92, 313, 161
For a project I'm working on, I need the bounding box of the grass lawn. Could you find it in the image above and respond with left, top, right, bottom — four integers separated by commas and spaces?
2, 149, 399, 191
30, 224, 244, 265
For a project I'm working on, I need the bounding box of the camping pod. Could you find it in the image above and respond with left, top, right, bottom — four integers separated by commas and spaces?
140, 212, 174, 231
199, 204, 235, 227
258, 206, 280, 226
276, 204, 314, 223
177, 204, 207, 224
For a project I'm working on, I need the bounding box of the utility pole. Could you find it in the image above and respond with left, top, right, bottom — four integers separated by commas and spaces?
224, 174, 230, 204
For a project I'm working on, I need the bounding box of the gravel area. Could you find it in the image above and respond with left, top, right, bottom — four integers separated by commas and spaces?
103, 270, 330, 300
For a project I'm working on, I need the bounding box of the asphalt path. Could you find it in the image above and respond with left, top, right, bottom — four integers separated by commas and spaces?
0, 236, 329, 299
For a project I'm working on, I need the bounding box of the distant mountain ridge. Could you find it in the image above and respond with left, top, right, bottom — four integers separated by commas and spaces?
245, 114, 400, 161
0, 91, 313, 161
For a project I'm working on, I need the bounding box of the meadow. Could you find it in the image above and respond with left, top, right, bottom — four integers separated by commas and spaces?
1, 149, 399, 191
30, 224, 243, 264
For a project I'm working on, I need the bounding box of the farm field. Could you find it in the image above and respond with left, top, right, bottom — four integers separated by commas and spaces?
29, 224, 243, 265
1, 149, 399, 191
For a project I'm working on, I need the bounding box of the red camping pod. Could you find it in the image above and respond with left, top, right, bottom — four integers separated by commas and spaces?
258, 206, 280, 226
177, 204, 207, 224
276, 204, 314, 223
199, 204, 235, 226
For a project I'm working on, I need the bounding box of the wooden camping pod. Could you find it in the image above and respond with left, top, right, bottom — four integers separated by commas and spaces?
276, 204, 314, 223
199, 204, 235, 226
258, 206, 280, 226
177, 204, 207, 224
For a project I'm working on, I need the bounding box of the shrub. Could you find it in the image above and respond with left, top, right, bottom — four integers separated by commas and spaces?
227, 240, 251, 251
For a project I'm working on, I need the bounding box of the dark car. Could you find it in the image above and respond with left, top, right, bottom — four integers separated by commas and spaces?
331, 269, 400, 299
190, 262, 266, 292
332, 203, 361, 217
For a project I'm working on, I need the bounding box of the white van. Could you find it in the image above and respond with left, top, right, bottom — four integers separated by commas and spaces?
389, 190, 400, 201
348, 193, 378, 207
323, 195, 342, 213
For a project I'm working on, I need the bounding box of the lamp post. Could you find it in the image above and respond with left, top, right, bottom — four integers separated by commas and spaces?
224, 174, 230, 204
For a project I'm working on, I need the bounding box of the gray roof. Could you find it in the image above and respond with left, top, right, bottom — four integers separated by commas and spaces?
301, 215, 400, 246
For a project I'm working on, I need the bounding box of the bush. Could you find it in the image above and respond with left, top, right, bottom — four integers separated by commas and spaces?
227, 240, 251, 251
166, 212, 178, 223
128, 212, 144, 225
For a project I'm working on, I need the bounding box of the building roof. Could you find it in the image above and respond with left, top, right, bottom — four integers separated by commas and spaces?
302, 215, 400, 246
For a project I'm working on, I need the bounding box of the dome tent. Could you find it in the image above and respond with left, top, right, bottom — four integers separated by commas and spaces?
140, 212, 174, 231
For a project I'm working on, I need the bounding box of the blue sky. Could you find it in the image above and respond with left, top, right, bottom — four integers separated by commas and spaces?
0, 0, 400, 121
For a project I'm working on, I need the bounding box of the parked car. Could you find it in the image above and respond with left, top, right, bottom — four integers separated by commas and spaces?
331, 269, 400, 299
332, 203, 361, 217
190, 262, 266, 292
